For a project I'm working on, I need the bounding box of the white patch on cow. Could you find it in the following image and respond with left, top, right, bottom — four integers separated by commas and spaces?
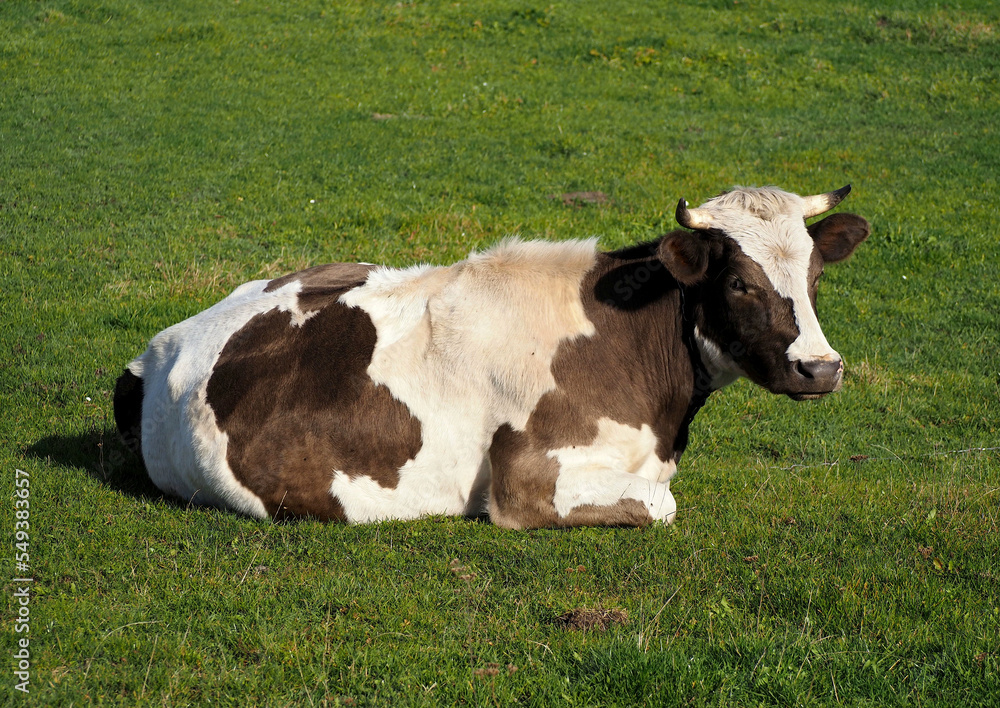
694, 187, 839, 364
658, 459, 678, 484
129, 278, 320, 519
548, 418, 677, 524
693, 325, 744, 389
278, 298, 319, 327
332, 238, 600, 523
339, 263, 442, 351
329, 455, 492, 521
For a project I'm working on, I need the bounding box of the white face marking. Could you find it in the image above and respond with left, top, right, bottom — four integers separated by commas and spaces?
548, 418, 677, 524
696, 188, 839, 364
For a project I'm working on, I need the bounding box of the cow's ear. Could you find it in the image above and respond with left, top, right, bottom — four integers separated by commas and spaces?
808, 213, 870, 263
658, 230, 711, 285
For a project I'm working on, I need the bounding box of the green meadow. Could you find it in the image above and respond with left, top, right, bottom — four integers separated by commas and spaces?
2, 0, 999, 704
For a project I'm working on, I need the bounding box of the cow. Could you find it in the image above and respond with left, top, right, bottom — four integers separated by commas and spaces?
114, 184, 870, 528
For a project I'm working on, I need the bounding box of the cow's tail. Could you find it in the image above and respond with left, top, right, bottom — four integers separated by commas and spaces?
113, 365, 144, 456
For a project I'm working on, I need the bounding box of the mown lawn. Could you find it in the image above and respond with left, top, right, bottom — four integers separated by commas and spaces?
2, 0, 998, 705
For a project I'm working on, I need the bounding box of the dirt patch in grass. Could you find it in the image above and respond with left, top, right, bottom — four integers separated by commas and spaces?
548, 191, 610, 208
554, 607, 627, 632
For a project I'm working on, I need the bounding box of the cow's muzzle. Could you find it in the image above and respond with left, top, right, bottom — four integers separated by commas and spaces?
788, 357, 843, 400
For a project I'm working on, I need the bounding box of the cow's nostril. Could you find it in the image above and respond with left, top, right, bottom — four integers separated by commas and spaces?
796, 358, 842, 381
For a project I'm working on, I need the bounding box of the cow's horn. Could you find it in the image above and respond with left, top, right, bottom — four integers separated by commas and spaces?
801, 184, 851, 219
675, 198, 714, 230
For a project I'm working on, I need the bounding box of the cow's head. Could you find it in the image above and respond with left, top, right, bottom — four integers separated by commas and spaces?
659, 185, 870, 399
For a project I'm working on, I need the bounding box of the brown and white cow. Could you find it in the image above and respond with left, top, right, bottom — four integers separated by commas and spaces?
114, 185, 869, 528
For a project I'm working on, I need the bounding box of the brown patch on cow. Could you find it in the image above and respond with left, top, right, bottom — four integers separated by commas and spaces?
206, 273, 422, 521
488, 424, 562, 529
561, 500, 653, 527
487, 243, 698, 529
554, 607, 627, 632
264, 262, 377, 294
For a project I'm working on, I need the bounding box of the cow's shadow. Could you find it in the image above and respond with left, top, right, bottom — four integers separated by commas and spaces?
25, 427, 166, 504
27, 428, 497, 524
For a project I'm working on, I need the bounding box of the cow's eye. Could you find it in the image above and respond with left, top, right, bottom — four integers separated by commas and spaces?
728, 276, 747, 293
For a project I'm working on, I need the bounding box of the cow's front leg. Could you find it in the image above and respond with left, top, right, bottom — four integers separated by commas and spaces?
487, 422, 677, 529
551, 466, 677, 526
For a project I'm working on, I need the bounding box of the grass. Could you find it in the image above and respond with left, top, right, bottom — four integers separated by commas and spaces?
2, 0, 999, 704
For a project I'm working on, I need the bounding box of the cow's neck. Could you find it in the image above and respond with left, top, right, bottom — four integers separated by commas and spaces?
579, 247, 716, 462
673, 282, 719, 460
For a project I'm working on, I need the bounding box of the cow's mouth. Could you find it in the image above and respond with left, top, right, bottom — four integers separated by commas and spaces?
787, 391, 834, 401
